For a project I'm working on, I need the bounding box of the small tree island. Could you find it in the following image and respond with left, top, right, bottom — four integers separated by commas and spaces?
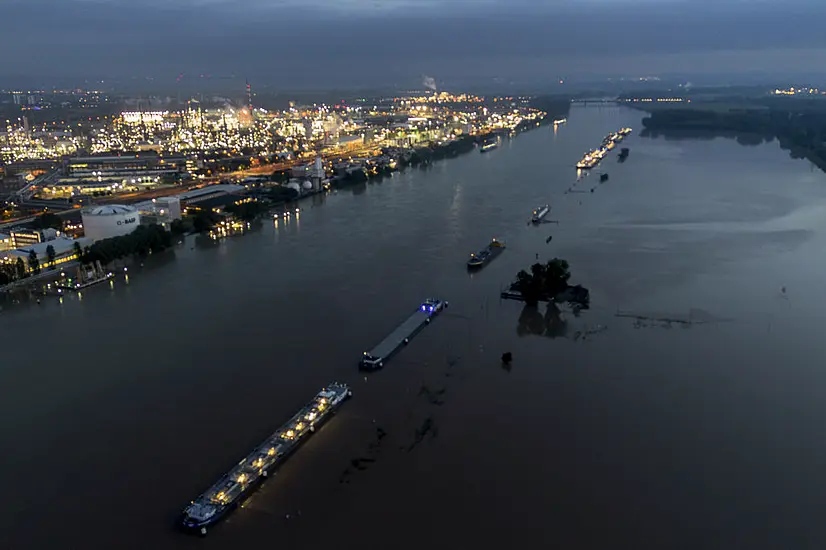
507, 258, 590, 307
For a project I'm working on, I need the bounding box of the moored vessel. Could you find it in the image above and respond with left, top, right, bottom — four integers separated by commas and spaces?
480, 140, 498, 153
531, 204, 550, 224
576, 128, 632, 169
467, 238, 505, 269
180, 383, 352, 535
360, 298, 447, 370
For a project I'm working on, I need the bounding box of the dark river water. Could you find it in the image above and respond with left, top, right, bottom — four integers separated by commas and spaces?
3, 104, 826, 549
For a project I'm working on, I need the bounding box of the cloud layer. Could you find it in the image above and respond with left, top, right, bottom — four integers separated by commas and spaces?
2, 0, 825, 87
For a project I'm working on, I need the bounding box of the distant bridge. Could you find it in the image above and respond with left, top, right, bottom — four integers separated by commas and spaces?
570, 98, 620, 105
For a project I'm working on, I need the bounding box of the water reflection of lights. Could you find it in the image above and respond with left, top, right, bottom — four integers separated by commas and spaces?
209, 219, 249, 240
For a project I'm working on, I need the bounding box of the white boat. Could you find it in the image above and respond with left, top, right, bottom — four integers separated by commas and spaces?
531, 205, 550, 223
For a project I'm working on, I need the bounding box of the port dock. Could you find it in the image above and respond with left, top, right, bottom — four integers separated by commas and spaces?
181, 383, 351, 535
360, 298, 447, 369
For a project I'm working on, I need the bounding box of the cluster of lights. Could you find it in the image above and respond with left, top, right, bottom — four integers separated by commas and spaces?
2, 93, 547, 178
0, 121, 82, 163
89, 108, 275, 156
773, 87, 825, 96
623, 98, 687, 103
396, 92, 484, 104
209, 219, 251, 240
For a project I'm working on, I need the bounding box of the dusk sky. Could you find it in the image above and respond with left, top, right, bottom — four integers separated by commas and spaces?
3, 0, 826, 88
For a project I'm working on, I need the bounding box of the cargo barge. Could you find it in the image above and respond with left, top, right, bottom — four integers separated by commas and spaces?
575, 128, 632, 169
467, 239, 505, 269
360, 298, 447, 370
531, 204, 550, 224
180, 382, 352, 535
480, 141, 498, 153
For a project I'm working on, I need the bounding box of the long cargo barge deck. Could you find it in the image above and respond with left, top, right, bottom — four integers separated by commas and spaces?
180, 382, 352, 535
467, 239, 505, 269
360, 298, 447, 370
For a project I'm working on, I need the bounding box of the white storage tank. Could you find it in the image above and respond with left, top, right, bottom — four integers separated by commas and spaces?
81, 205, 140, 242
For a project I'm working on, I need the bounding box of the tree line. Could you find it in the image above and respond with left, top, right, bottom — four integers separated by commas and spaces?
82, 224, 173, 265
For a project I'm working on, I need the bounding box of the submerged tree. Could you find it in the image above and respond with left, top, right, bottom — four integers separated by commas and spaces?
510, 258, 573, 306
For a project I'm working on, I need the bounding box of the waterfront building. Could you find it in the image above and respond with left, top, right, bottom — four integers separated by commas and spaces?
183, 194, 252, 215
81, 205, 140, 242
177, 184, 245, 210
134, 197, 182, 227
10, 228, 58, 248
1, 237, 90, 272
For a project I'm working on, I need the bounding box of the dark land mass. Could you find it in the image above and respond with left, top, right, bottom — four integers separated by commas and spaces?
638, 99, 826, 173
529, 96, 570, 121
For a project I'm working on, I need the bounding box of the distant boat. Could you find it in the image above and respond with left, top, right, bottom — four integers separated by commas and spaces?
553, 118, 567, 125
480, 141, 498, 153
467, 238, 506, 269
600, 173, 609, 182
531, 204, 550, 224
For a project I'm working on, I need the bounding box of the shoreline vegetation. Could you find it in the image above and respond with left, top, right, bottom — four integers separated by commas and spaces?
637, 100, 826, 173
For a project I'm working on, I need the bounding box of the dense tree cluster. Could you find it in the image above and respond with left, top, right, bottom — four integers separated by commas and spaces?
83, 224, 172, 265
224, 201, 267, 221
510, 258, 572, 306
261, 186, 299, 203
31, 212, 63, 231
192, 211, 222, 233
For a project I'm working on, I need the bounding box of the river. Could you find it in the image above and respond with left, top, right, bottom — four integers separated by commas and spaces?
3, 104, 826, 549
